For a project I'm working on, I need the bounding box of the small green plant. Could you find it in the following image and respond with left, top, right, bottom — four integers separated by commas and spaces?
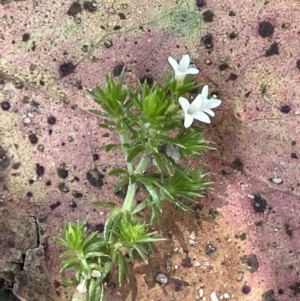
57, 54, 221, 301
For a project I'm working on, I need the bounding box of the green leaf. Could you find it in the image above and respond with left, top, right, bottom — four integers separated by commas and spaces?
104, 208, 121, 241
62, 279, 79, 287
92, 201, 119, 208
84, 240, 108, 254
117, 252, 129, 285
127, 144, 145, 163
82, 231, 98, 250
99, 143, 121, 152
88, 278, 97, 301
133, 245, 149, 263
60, 261, 82, 272
108, 168, 128, 176
89, 109, 108, 118
85, 252, 109, 259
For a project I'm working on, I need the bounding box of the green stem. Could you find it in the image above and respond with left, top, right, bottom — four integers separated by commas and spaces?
119, 132, 133, 174
118, 130, 150, 213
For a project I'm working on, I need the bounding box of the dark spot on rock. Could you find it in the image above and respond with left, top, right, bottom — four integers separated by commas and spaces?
245, 91, 251, 97
28, 133, 38, 144
231, 157, 243, 171
208, 208, 219, 220
93, 223, 104, 233
195, 0, 206, 8
68, 200, 77, 209
118, 12, 126, 19
296, 60, 300, 71
219, 62, 229, 71
45, 180, 51, 186
57, 166, 69, 179
174, 279, 183, 292
229, 73, 238, 81
104, 39, 113, 48
86, 168, 104, 188
0, 146, 10, 171
202, 10, 214, 22
48, 129, 53, 135
262, 289, 277, 301
113, 64, 125, 76
242, 285, 251, 294
83, 1, 97, 12
113, 25, 121, 30
1, 101, 11, 111
258, 21, 274, 38
47, 116, 56, 125
235, 232, 247, 240
31, 42, 36, 51
114, 184, 128, 199
140, 75, 154, 87
265, 42, 279, 56
93, 154, 99, 161
205, 242, 218, 255
67, 2, 82, 17
229, 10, 236, 16
35, 163, 45, 177
241, 254, 259, 273
58, 183, 70, 193
22, 33, 30, 42
284, 223, 293, 238
14, 81, 23, 89
29, 179, 34, 184
181, 256, 192, 268
26, 191, 33, 197
50, 201, 61, 210
12, 162, 20, 170
229, 31, 238, 39
201, 34, 213, 49
291, 140, 296, 146
253, 193, 267, 213
291, 152, 298, 159
59, 62, 76, 77
278, 288, 284, 295
280, 105, 290, 113
72, 190, 83, 198
37, 144, 44, 152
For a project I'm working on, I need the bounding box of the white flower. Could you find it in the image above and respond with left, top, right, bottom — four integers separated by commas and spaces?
168, 54, 199, 81
178, 85, 222, 128
76, 281, 87, 294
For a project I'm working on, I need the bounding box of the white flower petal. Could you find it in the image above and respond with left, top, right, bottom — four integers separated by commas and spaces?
174, 71, 186, 81
201, 85, 209, 99
178, 97, 190, 113
203, 109, 215, 117
184, 114, 194, 128
192, 111, 211, 123
208, 99, 222, 109
168, 56, 179, 71
186, 67, 199, 75
179, 54, 190, 71
189, 94, 203, 112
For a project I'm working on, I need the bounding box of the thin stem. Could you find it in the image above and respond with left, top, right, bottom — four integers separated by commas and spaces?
119, 131, 134, 174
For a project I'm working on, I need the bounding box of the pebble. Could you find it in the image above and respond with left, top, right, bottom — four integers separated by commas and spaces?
199, 288, 204, 297
155, 273, 168, 285
211, 291, 218, 301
